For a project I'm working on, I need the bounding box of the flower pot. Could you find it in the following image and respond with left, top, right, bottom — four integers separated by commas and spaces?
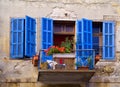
77, 66, 89, 70
32, 55, 38, 66
95, 55, 101, 64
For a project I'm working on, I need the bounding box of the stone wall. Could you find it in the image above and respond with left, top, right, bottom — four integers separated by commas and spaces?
0, 59, 38, 83
0, 0, 120, 58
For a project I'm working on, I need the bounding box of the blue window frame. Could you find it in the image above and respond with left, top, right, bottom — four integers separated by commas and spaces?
10, 16, 36, 58
25, 16, 36, 57
76, 18, 94, 69
41, 17, 53, 62
103, 22, 115, 60
10, 18, 25, 58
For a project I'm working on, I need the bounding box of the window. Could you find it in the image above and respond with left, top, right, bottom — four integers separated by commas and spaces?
92, 22, 115, 60
53, 21, 75, 47
41, 17, 115, 63
10, 16, 36, 59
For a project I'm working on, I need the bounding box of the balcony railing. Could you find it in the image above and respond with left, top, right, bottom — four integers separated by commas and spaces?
76, 49, 95, 70
38, 49, 95, 70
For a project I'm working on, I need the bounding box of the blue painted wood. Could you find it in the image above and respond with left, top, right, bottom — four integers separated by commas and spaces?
103, 22, 115, 60
25, 16, 36, 57
41, 17, 53, 62
76, 18, 93, 69
10, 18, 24, 58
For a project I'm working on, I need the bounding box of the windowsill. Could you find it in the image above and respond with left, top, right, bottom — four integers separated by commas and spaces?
53, 53, 75, 58
98, 59, 116, 62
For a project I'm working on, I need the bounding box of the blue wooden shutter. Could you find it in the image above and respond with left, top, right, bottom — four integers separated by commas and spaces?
25, 16, 36, 57
10, 18, 24, 58
76, 18, 93, 69
41, 17, 53, 62
103, 22, 115, 60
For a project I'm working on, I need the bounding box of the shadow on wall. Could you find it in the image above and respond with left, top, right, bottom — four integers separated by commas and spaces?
39, 84, 82, 87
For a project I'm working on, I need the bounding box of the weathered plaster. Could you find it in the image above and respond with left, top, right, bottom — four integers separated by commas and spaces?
0, 59, 38, 82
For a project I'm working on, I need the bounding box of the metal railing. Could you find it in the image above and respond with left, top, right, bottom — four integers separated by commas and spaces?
38, 49, 95, 70
76, 49, 95, 70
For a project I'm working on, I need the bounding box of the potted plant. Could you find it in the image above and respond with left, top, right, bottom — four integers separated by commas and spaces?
44, 37, 74, 56
76, 56, 92, 70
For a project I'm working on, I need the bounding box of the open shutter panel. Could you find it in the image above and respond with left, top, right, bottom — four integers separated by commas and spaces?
41, 18, 53, 62
76, 18, 94, 69
10, 18, 24, 58
76, 20, 82, 58
103, 22, 115, 60
25, 16, 36, 57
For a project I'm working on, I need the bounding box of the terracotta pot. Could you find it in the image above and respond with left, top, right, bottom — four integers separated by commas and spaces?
32, 55, 38, 66
95, 55, 101, 60
95, 55, 101, 64
77, 66, 89, 70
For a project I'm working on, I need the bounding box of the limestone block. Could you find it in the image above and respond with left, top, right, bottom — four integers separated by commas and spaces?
103, 66, 114, 73
49, 8, 77, 19
8, 83, 19, 87
0, 59, 38, 82
0, 83, 8, 87
19, 83, 36, 87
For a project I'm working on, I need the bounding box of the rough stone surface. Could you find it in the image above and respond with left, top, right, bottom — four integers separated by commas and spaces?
90, 60, 120, 83
0, 59, 38, 82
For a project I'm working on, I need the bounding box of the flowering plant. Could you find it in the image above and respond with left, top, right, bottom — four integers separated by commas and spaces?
44, 37, 73, 56
44, 46, 65, 55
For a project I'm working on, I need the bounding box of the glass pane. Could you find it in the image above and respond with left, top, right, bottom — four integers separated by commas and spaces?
66, 25, 73, 32
54, 25, 62, 32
